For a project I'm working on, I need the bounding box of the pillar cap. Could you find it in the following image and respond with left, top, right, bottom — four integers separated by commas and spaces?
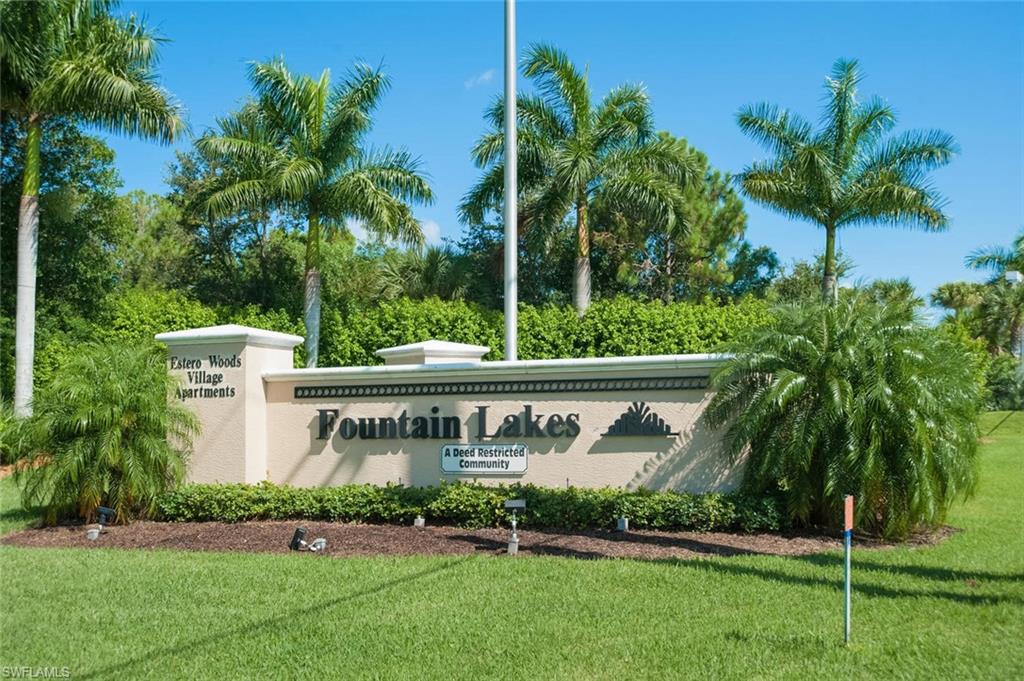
375, 340, 490, 365
155, 324, 304, 349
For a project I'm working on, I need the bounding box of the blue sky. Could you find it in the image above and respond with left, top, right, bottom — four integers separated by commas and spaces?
109, 1, 1023, 303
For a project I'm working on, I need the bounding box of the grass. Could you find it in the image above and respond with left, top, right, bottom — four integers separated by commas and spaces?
1, 413, 1021, 679
0, 475, 36, 536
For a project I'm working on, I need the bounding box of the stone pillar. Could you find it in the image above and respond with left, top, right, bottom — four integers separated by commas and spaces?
155, 324, 303, 483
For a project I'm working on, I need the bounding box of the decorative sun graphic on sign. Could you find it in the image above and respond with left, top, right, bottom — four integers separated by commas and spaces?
604, 402, 678, 437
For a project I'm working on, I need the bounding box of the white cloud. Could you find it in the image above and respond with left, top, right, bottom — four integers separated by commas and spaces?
421, 219, 442, 245
346, 217, 441, 247
464, 68, 495, 90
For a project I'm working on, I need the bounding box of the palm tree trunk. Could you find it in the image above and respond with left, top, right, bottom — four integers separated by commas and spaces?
822, 222, 838, 303
259, 211, 271, 308
303, 210, 322, 368
662, 233, 675, 303
14, 113, 42, 417
1011, 308, 1024, 359
573, 197, 591, 315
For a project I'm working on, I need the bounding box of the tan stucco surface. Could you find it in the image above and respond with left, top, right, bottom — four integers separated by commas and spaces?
164, 339, 294, 484
160, 327, 741, 493
264, 372, 738, 492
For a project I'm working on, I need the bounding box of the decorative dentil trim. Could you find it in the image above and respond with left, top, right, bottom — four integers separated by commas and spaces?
293, 375, 709, 399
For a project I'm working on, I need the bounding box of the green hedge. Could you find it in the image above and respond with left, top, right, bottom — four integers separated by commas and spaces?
322, 296, 771, 366
322, 298, 503, 366
156, 482, 785, 533
28, 293, 769, 388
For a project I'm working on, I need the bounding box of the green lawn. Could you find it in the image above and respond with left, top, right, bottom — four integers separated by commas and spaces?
1, 413, 1021, 680
0, 475, 36, 536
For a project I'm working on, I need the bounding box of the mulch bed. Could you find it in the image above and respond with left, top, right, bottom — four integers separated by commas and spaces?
0, 520, 954, 560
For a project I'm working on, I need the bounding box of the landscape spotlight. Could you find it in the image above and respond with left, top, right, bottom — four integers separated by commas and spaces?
289, 527, 307, 551
505, 499, 525, 556
289, 527, 327, 553
97, 507, 114, 526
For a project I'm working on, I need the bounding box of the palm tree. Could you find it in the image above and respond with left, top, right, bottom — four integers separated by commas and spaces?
735, 59, 957, 302
965, 228, 1024, 276
977, 282, 1024, 356
461, 44, 698, 315
965, 230, 1024, 355
0, 0, 185, 415
15, 343, 198, 524
377, 246, 468, 301
931, 281, 984, 321
703, 296, 980, 538
198, 59, 433, 366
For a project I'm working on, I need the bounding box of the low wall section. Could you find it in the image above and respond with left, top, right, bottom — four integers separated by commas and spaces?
156, 325, 740, 493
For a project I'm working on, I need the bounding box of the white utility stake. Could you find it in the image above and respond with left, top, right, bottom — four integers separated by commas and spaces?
843, 495, 854, 644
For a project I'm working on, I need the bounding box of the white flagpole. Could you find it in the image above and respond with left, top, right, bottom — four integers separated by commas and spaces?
503, 0, 518, 361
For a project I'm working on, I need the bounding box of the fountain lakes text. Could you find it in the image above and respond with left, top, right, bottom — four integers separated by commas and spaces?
316, 405, 581, 441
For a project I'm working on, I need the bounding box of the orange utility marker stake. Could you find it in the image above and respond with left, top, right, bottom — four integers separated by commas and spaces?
843, 495, 854, 644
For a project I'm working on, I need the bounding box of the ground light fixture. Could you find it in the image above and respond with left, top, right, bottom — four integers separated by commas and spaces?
86, 506, 115, 540
288, 527, 327, 553
289, 526, 307, 550
505, 499, 525, 556
97, 507, 114, 525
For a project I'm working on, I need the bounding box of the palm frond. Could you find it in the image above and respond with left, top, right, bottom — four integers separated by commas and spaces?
844, 96, 895, 159
736, 160, 825, 224
28, 8, 186, 141
842, 171, 949, 231
823, 57, 861, 164
458, 162, 504, 225
965, 231, 1024, 273
522, 42, 591, 133
860, 129, 958, 175
246, 58, 321, 141
736, 102, 813, 156
348, 147, 434, 205
321, 62, 389, 167
321, 170, 426, 248
594, 83, 653, 149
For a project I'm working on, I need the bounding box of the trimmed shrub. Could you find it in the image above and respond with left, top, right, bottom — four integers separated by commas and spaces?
322, 298, 504, 367
28, 294, 770, 390
575, 297, 772, 357
321, 296, 771, 367
95, 288, 218, 346
220, 305, 307, 367
985, 354, 1024, 411
155, 481, 785, 534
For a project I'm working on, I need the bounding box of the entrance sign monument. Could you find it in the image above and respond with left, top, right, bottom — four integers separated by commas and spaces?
156, 325, 741, 492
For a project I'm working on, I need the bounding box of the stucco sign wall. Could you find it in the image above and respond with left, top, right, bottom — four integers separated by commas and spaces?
156, 326, 741, 493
